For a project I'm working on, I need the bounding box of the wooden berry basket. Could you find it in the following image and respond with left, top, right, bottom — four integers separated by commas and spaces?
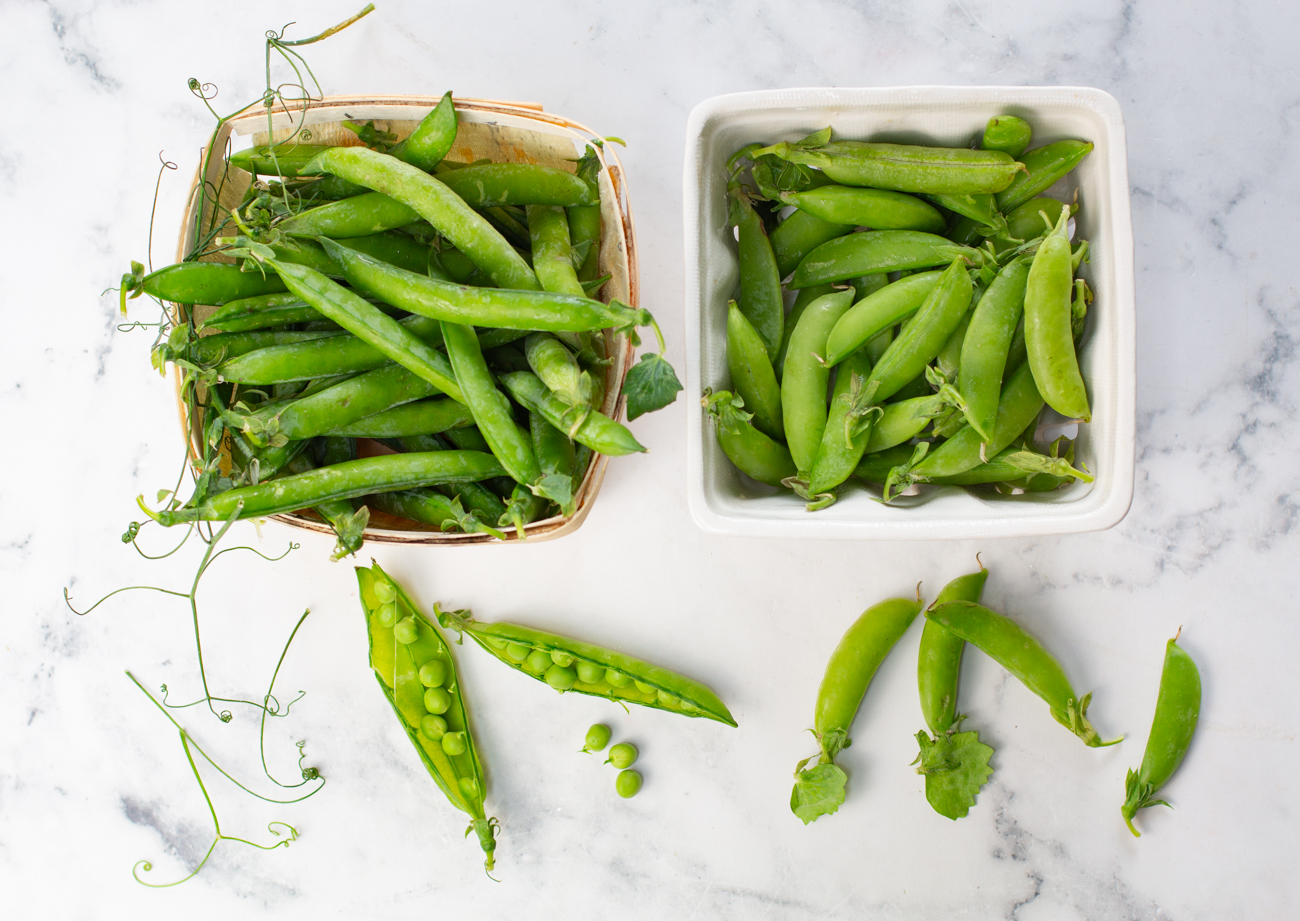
172, 94, 640, 544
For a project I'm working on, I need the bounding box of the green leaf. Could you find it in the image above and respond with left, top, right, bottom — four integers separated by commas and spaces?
623, 352, 682, 421
914, 729, 994, 820
790, 762, 847, 824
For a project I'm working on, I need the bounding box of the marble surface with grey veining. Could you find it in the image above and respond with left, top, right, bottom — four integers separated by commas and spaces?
2, 1, 1298, 918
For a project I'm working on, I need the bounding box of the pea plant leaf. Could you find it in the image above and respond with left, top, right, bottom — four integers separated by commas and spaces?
790, 762, 847, 825
913, 729, 994, 820
623, 352, 683, 421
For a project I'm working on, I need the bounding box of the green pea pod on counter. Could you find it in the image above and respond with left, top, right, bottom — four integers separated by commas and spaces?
791, 593, 923, 824
1122, 631, 1201, 837
356, 563, 499, 872
435, 606, 737, 726
702, 390, 797, 488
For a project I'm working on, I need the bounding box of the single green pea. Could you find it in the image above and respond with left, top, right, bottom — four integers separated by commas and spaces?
420, 713, 447, 741
423, 687, 452, 715
484, 636, 509, 651
605, 669, 631, 687
657, 689, 681, 707
505, 642, 530, 662
545, 664, 577, 691
419, 659, 448, 688
633, 680, 656, 694
551, 651, 575, 668
526, 650, 552, 673
606, 742, 638, 769
576, 660, 604, 684
373, 582, 396, 603
615, 769, 643, 799
441, 731, 467, 756
394, 616, 420, 644
459, 776, 479, 800
376, 602, 398, 627
582, 723, 611, 753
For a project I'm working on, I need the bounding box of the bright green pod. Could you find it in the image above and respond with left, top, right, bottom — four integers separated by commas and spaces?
436, 163, 599, 208
281, 192, 420, 238
982, 116, 1033, 158
775, 284, 835, 377
771, 210, 855, 280
823, 271, 943, 367
923, 192, 1006, 232
995, 140, 1094, 213
217, 315, 443, 382
959, 256, 1032, 441
805, 347, 877, 499
228, 143, 332, 177
367, 489, 506, 539
390, 90, 458, 171
569, 145, 604, 282
122, 261, 287, 308
918, 567, 988, 736
1024, 209, 1090, 421
324, 398, 476, 438
727, 302, 783, 441
790, 231, 979, 289
703, 390, 797, 487
190, 329, 340, 365
283, 449, 367, 561
500, 371, 645, 457
527, 204, 586, 297
731, 187, 784, 360
779, 187, 945, 233
864, 394, 947, 453
524, 333, 584, 405
996, 197, 1071, 252
780, 289, 856, 471
756, 137, 1021, 195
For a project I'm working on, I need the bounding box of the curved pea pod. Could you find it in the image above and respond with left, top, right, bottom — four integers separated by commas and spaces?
280, 191, 420, 238
367, 489, 506, 539
526, 205, 586, 298
995, 140, 1094, 213
922, 443, 1092, 487
778, 187, 945, 233
228, 143, 332, 177
824, 271, 943, 366
730, 186, 784, 360
853, 443, 915, 484
756, 136, 1022, 194
864, 394, 948, 453
983, 116, 1033, 158
324, 398, 476, 438
771, 210, 855, 280
499, 371, 646, 457
389, 90, 457, 171
803, 348, 878, 503
776, 284, 834, 377
781, 290, 857, 472
190, 329, 340, 366
119, 261, 287, 313
727, 302, 783, 440
356, 563, 498, 872
922, 192, 1006, 234
524, 333, 586, 406
994, 197, 1072, 252
791, 594, 922, 824
926, 601, 1120, 748
435, 163, 599, 208
790, 230, 980, 289
703, 390, 797, 487
958, 256, 1032, 441
1024, 207, 1089, 420
1122, 633, 1201, 837
435, 606, 736, 727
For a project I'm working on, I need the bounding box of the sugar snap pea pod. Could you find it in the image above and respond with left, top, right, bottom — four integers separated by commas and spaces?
778, 187, 945, 233
731, 186, 784, 360
922, 192, 1005, 232
983, 116, 1033, 158
280, 191, 421, 238
781, 289, 857, 472
367, 489, 507, 539
284, 448, 369, 560
919, 566, 988, 736
922, 444, 1091, 486
1024, 208, 1090, 421
530, 411, 577, 515
771, 210, 855, 280
569, 145, 604, 282
776, 284, 835, 377
434, 163, 598, 208
524, 333, 586, 407
727, 301, 783, 441
959, 255, 1032, 441
191, 329, 340, 365
435, 606, 736, 726
862, 260, 973, 402
500, 371, 646, 456
357, 563, 498, 871
703, 390, 797, 487
218, 315, 444, 383
143, 451, 507, 526
803, 346, 877, 503
320, 237, 647, 332
119, 261, 286, 312
790, 231, 980, 289
823, 271, 943, 367
1122, 632, 1201, 837
302, 146, 540, 290
925, 601, 1120, 748
228, 143, 332, 177
864, 394, 948, 453
994, 197, 1071, 253
995, 140, 1094, 213
755, 136, 1022, 195
527, 205, 586, 298
791, 594, 923, 824
324, 398, 475, 438
388, 90, 457, 171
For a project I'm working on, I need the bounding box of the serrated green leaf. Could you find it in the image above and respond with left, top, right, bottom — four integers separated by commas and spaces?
915, 729, 994, 820
623, 352, 682, 421
790, 762, 847, 825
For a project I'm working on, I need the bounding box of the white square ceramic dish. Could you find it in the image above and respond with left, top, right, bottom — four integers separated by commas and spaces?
683, 86, 1135, 540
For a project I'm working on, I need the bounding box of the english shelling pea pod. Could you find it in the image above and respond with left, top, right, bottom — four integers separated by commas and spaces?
356, 563, 498, 871
301, 145, 540, 290
790, 230, 980, 289
982, 115, 1033, 158
388, 89, 458, 171
285, 446, 369, 561
279, 191, 420, 239
958, 255, 1032, 441
1122, 631, 1201, 837
367, 490, 507, 539
914, 564, 994, 821
524, 333, 589, 408
189, 329, 340, 366
780, 289, 856, 472
526, 205, 586, 298
435, 163, 599, 208
726, 301, 783, 441
397, 435, 510, 524
201, 292, 389, 333
530, 411, 578, 516
822, 271, 943, 366
802, 347, 878, 504
778, 187, 945, 233
1024, 208, 1090, 421
324, 398, 476, 438
770, 210, 855, 280
228, 143, 332, 177
922, 192, 1006, 233
791, 593, 923, 824
924, 601, 1120, 748
703, 390, 797, 488
435, 606, 737, 727
500, 371, 646, 457
568, 144, 604, 283
730, 184, 784, 360
119, 261, 287, 313
995, 140, 1094, 214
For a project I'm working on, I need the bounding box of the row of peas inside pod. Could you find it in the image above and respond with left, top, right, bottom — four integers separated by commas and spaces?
126, 91, 682, 559
707, 116, 1097, 511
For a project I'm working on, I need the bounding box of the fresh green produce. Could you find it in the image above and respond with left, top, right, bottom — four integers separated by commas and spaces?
730, 183, 784, 359
582, 724, 611, 753
606, 743, 639, 768
1024, 207, 1091, 420
702, 390, 797, 487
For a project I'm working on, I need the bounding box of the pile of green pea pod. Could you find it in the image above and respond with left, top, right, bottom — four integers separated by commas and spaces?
707, 116, 1099, 510
123, 93, 679, 556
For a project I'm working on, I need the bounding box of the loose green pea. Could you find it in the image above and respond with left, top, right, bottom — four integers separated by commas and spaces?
442, 731, 467, 756
633, 680, 656, 694
394, 616, 420, 644
582, 723, 611, 753
605, 669, 631, 687
373, 582, 395, 603
576, 660, 604, 684
551, 651, 575, 668
505, 642, 530, 662
419, 659, 448, 688
420, 714, 447, 741
606, 742, 638, 769
657, 689, 681, 707
546, 664, 577, 691
376, 602, 398, 627
526, 650, 552, 672
616, 769, 643, 798
424, 687, 452, 715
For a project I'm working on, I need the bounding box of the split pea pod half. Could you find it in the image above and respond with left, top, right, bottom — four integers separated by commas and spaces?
1024, 207, 1090, 421
730, 185, 784, 360
356, 563, 498, 872
924, 600, 1120, 748
791, 593, 923, 824
703, 390, 797, 487
790, 230, 980, 289
435, 606, 737, 726
778, 187, 945, 233
780, 289, 856, 472
1122, 632, 1201, 837
726, 302, 783, 441
823, 271, 943, 367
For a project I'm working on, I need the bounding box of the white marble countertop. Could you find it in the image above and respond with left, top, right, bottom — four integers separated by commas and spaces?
4, 1, 1298, 918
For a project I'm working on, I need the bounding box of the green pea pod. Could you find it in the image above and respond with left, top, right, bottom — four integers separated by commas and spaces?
530, 411, 578, 515
218, 315, 444, 383
959, 256, 1032, 441
853, 443, 916, 483
1122, 633, 1201, 837
925, 601, 1120, 748
776, 284, 835, 377
367, 489, 506, 539
703, 390, 797, 487
389, 90, 458, 171
727, 302, 783, 440
357, 563, 498, 872
435, 163, 598, 208
190, 329, 340, 365
280, 191, 421, 238
1024, 208, 1089, 420
804, 348, 878, 501
524, 333, 586, 406
527, 204, 586, 297
780, 289, 857, 472
922, 193, 1006, 233
568, 145, 603, 282
923, 444, 1091, 486
778, 187, 945, 233
864, 394, 948, 453
499, 371, 645, 457
790, 231, 980, 289
436, 607, 736, 726
303, 146, 540, 290
982, 116, 1033, 158
919, 567, 988, 735
324, 398, 475, 438
824, 271, 943, 366
284, 448, 368, 561
203, 292, 390, 333
396, 435, 510, 523
994, 197, 1071, 252
228, 143, 332, 177
755, 137, 1022, 195
771, 210, 855, 280
120, 261, 287, 312
730, 186, 784, 360
791, 594, 922, 825
995, 140, 1094, 213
